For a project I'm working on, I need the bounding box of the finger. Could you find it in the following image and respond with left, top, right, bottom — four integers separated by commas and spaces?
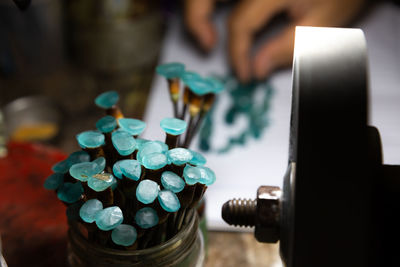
228, 0, 286, 82
184, 0, 217, 51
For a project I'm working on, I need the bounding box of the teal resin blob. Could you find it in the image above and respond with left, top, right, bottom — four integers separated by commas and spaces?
57, 182, 83, 204
135, 207, 159, 229
69, 162, 99, 182
142, 152, 168, 170
95, 206, 123, 231
158, 190, 180, 212
111, 224, 137, 247
67, 151, 90, 166
181, 71, 202, 85
205, 77, 224, 94
43, 173, 64, 190
111, 130, 136, 156
92, 157, 106, 173
183, 165, 202, 185
166, 148, 193, 166
156, 62, 185, 79
118, 118, 146, 136
119, 159, 141, 181
112, 160, 125, 179
161, 171, 185, 193
135, 138, 149, 150
136, 179, 159, 204
88, 173, 115, 192
51, 159, 69, 174
76, 130, 105, 149
95, 91, 119, 109
96, 116, 117, 133
79, 199, 103, 223
188, 150, 206, 166
197, 166, 216, 186
186, 79, 212, 96
160, 118, 187, 136
136, 141, 165, 163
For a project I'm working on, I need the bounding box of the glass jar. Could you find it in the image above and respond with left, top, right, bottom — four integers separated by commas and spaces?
67, 211, 204, 267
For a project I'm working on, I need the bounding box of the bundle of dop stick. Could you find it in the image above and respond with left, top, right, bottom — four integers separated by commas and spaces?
43, 63, 223, 250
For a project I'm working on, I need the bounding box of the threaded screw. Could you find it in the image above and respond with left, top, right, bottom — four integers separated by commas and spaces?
221, 198, 257, 227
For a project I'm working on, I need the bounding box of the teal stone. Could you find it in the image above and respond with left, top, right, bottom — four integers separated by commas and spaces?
67, 151, 90, 166
119, 159, 141, 181
158, 190, 180, 212
112, 160, 126, 179
205, 77, 224, 94
44, 173, 64, 190
161, 171, 185, 193
52, 159, 69, 174
181, 71, 202, 85
160, 118, 187, 136
136, 179, 159, 204
69, 162, 99, 182
188, 150, 206, 166
111, 130, 136, 156
137, 141, 165, 163
76, 130, 105, 149
135, 138, 149, 150
166, 148, 193, 166
197, 166, 216, 186
111, 224, 137, 246
95, 91, 119, 109
92, 157, 106, 173
156, 62, 185, 79
118, 118, 146, 136
57, 182, 83, 204
187, 79, 213, 96
79, 199, 103, 223
135, 207, 159, 229
66, 201, 83, 221
95, 206, 123, 231
153, 141, 169, 153
96, 116, 117, 133
88, 173, 115, 192
183, 165, 202, 185
142, 152, 167, 170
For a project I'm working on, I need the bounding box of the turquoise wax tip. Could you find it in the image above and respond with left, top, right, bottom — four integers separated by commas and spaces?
112, 160, 125, 179
135, 138, 149, 150
111, 130, 136, 156
69, 162, 99, 182
181, 71, 202, 85
158, 190, 180, 212
161, 171, 185, 193
167, 148, 193, 166
135, 207, 159, 229
112, 224, 137, 247
153, 140, 169, 152
79, 199, 103, 223
119, 159, 141, 181
187, 79, 212, 96
92, 157, 106, 173
137, 141, 165, 164
76, 130, 105, 149
96, 115, 117, 133
160, 118, 187, 136
67, 151, 90, 166
142, 152, 167, 170
156, 62, 185, 79
183, 165, 202, 185
95, 206, 123, 231
118, 118, 146, 136
88, 173, 115, 192
57, 182, 83, 204
52, 159, 69, 174
198, 166, 216, 186
205, 77, 224, 94
188, 150, 206, 166
136, 179, 159, 204
95, 90, 119, 109
44, 173, 64, 190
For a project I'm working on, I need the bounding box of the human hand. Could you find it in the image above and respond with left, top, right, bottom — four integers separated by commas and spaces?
184, 0, 366, 82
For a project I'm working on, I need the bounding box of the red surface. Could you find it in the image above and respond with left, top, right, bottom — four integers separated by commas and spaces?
0, 142, 68, 267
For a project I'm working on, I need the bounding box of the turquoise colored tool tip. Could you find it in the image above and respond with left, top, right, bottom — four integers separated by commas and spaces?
95, 206, 124, 231
96, 115, 117, 133
76, 130, 105, 149
136, 179, 160, 204
188, 150, 206, 166
67, 151, 90, 166
57, 182, 84, 204
181, 71, 202, 85
44, 173, 64, 190
118, 118, 146, 136
156, 62, 185, 79
92, 157, 106, 173
153, 140, 169, 152
161, 171, 185, 193
183, 165, 202, 185
95, 90, 120, 109
142, 152, 168, 170
79, 199, 103, 223
135, 207, 159, 229
158, 190, 180, 212
186, 78, 213, 96
111, 130, 136, 156
205, 77, 225, 94
51, 159, 69, 174
88, 173, 115, 192
198, 166, 216, 186
160, 118, 187, 136
137, 141, 167, 163
112, 160, 126, 179
111, 224, 137, 247
119, 159, 141, 181
69, 162, 99, 182
135, 138, 149, 150
166, 148, 193, 166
